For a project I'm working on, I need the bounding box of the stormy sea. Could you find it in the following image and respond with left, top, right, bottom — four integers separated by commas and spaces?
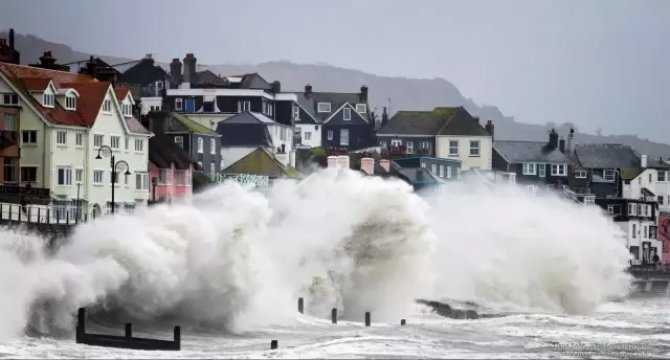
0, 168, 668, 358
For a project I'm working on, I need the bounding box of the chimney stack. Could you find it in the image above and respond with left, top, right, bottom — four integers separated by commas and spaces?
39, 51, 56, 67
379, 159, 391, 173
381, 107, 389, 127
559, 138, 566, 153
547, 129, 559, 150
9, 28, 14, 50
360, 85, 368, 102
567, 128, 575, 154
361, 157, 374, 175
485, 120, 495, 140
170, 58, 182, 86
304, 84, 312, 97
336, 155, 350, 169
271, 80, 281, 93
327, 156, 338, 168
183, 53, 197, 86
641, 154, 648, 168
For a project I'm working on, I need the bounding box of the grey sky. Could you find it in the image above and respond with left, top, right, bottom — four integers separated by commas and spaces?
1, 0, 669, 142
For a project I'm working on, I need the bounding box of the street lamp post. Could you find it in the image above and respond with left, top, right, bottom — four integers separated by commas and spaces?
96, 145, 131, 215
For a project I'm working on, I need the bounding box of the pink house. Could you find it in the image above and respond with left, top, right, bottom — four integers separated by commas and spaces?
149, 135, 194, 203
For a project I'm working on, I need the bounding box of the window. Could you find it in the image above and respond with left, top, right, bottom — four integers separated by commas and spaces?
449, 140, 458, 156
20, 167, 37, 183
390, 139, 402, 147
522, 163, 536, 175
43, 92, 55, 107
343, 108, 351, 121
110, 136, 120, 149
356, 103, 367, 113
94, 134, 104, 147
2, 113, 16, 130
304, 131, 312, 141
469, 141, 480, 156
439, 165, 445, 177
268, 103, 273, 117
280, 127, 287, 141
75, 133, 83, 146
197, 137, 204, 153
575, 169, 587, 178
210, 138, 216, 154
538, 164, 546, 177
56, 130, 67, 145
175, 170, 186, 185
317, 102, 331, 113
658, 171, 666, 182
431, 163, 437, 175
293, 106, 300, 121
340, 129, 349, 146
632, 223, 637, 239
327, 130, 334, 141
406, 141, 414, 154
125, 138, 129, 150
57, 166, 72, 185
628, 203, 637, 216
184, 98, 195, 112
22, 130, 37, 144
237, 100, 251, 112
2, 93, 18, 105
75, 169, 83, 183
102, 99, 112, 113
659, 196, 665, 205
3, 158, 16, 182
604, 169, 616, 182
447, 166, 453, 179
210, 163, 216, 176
175, 98, 183, 111
135, 173, 148, 190
551, 164, 567, 176
134, 138, 144, 152
122, 103, 132, 116
174, 136, 184, 148
159, 169, 170, 184
650, 226, 657, 239
608, 204, 621, 215
65, 94, 77, 110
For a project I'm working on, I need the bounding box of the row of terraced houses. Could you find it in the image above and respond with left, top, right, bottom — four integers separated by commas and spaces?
0, 29, 668, 267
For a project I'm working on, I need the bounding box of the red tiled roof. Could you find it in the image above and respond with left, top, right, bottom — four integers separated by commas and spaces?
0, 62, 115, 128
114, 85, 130, 102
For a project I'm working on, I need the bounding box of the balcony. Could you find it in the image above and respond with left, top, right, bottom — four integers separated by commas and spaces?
381, 145, 431, 158
0, 184, 51, 205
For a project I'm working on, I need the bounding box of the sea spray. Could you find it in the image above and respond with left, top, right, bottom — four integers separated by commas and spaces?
424, 179, 632, 314
0, 168, 632, 340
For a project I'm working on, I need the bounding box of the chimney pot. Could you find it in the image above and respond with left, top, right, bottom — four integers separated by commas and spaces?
360, 85, 368, 102
379, 159, 391, 173
559, 138, 566, 153
305, 84, 312, 96
361, 157, 375, 175
327, 155, 338, 168
9, 28, 14, 49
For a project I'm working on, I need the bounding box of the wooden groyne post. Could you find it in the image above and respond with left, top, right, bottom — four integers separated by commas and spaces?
401, 319, 406, 326
331, 308, 337, 324
298, 297, 304, 314
365, 312, 371, 327
270, 340, 278, 349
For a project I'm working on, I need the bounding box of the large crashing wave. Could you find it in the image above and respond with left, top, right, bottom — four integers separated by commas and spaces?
0, 169, 630, 339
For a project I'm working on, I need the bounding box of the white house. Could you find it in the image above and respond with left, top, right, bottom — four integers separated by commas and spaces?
0, 62, 152, 217
622, 155, 670, 213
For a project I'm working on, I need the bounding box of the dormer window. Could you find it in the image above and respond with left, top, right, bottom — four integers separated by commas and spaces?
343, 107, 351, 121
317, 102, 331, 113
43, 92, 55, 108
65, 94, 77, 110
356, 103, 367, 113
102, 99, 112, 113
122, 102, 132, 117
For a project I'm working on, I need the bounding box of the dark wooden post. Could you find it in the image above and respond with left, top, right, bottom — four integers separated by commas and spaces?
297, 297, 304, 314
0, 203, 3, 220
173, 326, 181, 350
401, 319, 406, 326
56, 208, 60, 224
66, 210, 70, 225
125, 323, 132, 338
17, 205, 20, 222
47, 208, 50, 224
270, 340, 278, 349
76, 308, 86, 342
331, 308, 337, 324
365, 312, 371, 327
37, 207, 41, 225
8, 205, 12, 222
28, 206, 31, 223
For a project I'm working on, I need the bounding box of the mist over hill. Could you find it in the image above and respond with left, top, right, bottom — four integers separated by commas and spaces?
5, 31, 670, 158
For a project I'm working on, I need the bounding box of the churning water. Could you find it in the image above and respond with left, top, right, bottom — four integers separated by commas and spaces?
0, 168, 666, 358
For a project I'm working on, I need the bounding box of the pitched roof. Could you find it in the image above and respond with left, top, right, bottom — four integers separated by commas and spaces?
574, 143, 640, 169
193, 70, 227, 87
494, 140, 569, 163
239, 73, 272, 90
149, 134, 193, 170
125, 116, 151, 135
223, 147, 299, 178
114, 86, 130, 101
0, 62, 114, 128
216, 112, 273, 147
377, 107, 489, 137
293, 90, 368, 123
171, 113, 218, 135
119, 58, 168, 85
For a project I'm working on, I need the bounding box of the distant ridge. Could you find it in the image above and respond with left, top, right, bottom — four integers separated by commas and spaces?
5, 30, 670, 158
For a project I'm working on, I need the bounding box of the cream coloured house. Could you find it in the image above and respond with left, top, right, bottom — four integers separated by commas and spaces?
0, 62, 152, 217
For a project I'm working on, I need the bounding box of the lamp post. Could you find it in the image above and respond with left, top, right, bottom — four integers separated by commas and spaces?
96, 145, 131, 214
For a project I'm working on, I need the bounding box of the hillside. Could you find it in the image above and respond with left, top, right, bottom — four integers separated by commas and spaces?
5, 31, 670, 158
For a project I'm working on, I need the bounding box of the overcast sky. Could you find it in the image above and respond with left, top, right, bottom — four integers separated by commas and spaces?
1, 0, 669, 141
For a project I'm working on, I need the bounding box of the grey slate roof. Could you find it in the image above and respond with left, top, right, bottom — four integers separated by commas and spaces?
216, 112, 273, 147
377, 106, 490, 136
574, 144, 640, 169
293, 91, 368, 124
494, 140, 568, 163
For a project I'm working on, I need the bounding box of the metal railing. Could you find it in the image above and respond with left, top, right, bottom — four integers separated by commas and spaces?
0, 202, 85, 225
